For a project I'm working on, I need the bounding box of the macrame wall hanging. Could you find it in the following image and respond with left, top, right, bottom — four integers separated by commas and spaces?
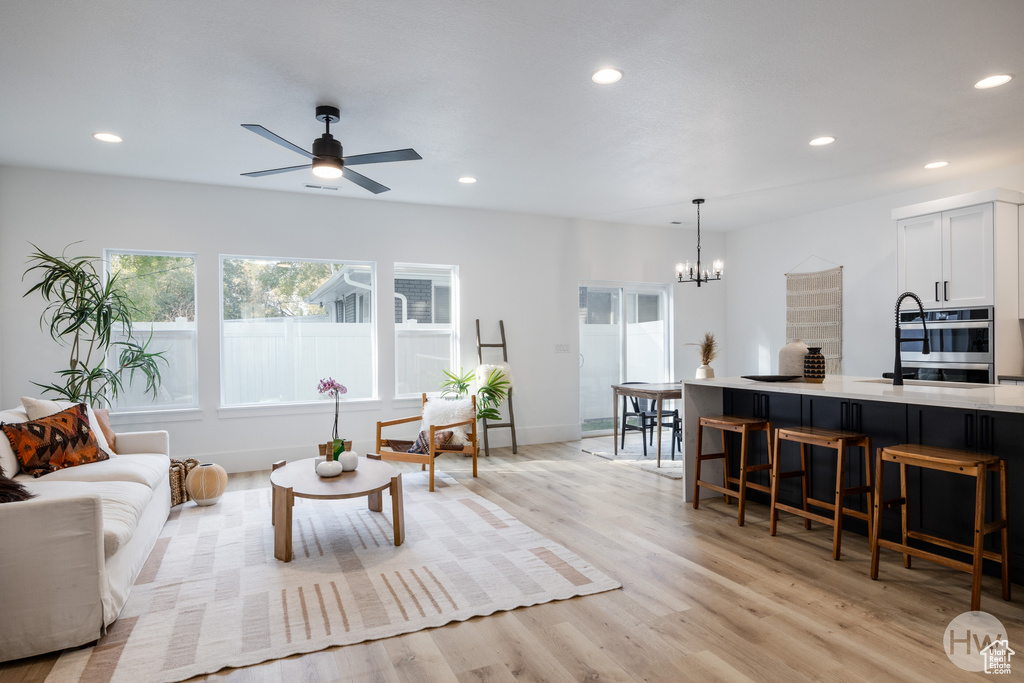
785, 264, 843, 375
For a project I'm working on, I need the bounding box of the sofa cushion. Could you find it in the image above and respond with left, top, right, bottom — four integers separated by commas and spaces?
22, 397, 114, 458
0, 407, 28, 477
34, 453, 170, 490
92, 408, 117, 454
2, 405, 109, 477
20, 479, 153, 559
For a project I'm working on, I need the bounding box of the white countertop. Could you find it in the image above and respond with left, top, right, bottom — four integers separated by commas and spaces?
681, 375, 1024, 414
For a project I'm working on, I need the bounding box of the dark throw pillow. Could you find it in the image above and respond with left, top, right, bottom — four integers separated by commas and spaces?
1, 403, 109, 477
407, 429, 454, 455
0, 463, 34, 503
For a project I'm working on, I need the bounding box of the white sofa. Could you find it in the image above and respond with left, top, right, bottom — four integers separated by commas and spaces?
0, 405, 171, 662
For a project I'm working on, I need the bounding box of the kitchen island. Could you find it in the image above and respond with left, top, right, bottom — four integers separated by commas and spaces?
682, 375, 1024, 582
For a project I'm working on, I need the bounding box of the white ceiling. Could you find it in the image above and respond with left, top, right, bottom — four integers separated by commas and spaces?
1, 0, 1023, 230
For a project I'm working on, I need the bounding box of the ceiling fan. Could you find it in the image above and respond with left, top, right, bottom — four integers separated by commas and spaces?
240, 105, 421, 194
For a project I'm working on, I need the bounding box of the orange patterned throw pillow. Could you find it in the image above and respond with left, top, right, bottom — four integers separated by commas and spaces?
1, 404, 109, 477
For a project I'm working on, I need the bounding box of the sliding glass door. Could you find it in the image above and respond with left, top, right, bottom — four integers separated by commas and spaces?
579, 283, 671, 433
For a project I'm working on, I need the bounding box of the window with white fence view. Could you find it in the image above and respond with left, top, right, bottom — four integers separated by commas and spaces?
106, 251, 197, 410
221, 257, 375, 406
395, 264, 457, 396
578, 284, 670, 432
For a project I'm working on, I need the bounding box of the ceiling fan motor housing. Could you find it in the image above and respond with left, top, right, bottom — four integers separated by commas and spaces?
313, 134, 343, 163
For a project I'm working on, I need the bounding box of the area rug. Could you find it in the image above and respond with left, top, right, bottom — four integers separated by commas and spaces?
45, 471, 619, 683
582, 436, 684, 479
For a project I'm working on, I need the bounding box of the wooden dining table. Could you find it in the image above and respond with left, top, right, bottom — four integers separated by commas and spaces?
611, 382, 683, 467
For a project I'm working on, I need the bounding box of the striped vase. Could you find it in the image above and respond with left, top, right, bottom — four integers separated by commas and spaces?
185, 463, 228, 506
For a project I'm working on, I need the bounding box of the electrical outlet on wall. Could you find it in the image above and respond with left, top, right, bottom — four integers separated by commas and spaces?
554, 344, 571, 354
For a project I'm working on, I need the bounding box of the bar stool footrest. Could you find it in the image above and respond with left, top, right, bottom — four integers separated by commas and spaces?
773, 502, 836, 527
905, 530, 1005, 563
725, 477, 771, 494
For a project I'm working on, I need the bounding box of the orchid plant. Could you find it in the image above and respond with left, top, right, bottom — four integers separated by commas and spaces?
317, 377, 347, 440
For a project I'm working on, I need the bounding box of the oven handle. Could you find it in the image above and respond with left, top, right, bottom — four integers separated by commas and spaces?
899, 362, 993, 370
900, 321, 992, 330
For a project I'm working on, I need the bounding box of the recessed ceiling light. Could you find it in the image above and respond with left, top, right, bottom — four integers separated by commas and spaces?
93, 132, 122, 143
458, 176, 477, 184
592, 68, 623, 85
924, 161, 949, 169
975, 74, 1013, 89
809, 136, 835, 146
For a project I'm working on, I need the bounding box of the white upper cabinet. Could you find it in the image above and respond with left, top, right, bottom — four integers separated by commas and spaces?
897, 203, 993, 309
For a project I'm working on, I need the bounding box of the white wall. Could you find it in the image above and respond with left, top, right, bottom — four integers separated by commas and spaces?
725, 163, 1024, 379
0, 166, 725, 471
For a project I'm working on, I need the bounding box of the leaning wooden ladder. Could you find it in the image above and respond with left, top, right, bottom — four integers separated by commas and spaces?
476, 319, 518, 455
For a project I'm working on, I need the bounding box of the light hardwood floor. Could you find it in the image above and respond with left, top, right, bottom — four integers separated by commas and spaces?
3, 440, 1021, 682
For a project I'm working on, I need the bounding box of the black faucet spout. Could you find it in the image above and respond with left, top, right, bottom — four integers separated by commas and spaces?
893, 291, 930, 386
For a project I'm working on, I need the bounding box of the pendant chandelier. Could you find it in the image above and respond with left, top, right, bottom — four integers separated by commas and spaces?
675, 198, 723, 286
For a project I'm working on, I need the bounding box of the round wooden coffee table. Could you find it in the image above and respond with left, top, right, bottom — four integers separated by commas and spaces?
269, 455, 405, 562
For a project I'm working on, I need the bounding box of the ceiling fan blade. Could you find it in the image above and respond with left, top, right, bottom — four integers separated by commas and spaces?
241, 124, 315, 159
342, 167, 390, 194
241, 164, 312, 177
342, 148, 422, 166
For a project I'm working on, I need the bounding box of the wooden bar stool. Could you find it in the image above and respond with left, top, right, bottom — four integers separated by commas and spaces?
693, 415, 773, 526
769, 426, 872, 560
869, 444, 1009, 611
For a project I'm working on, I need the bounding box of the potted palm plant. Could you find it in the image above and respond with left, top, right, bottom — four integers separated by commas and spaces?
23, 243, 166, 407
440, 367, 509, 420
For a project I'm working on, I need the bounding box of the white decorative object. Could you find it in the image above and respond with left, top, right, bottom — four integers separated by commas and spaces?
471, 362, 514, 394
421, 397, 475, 446
696, 364, 715, 379
339, 450, 359, 471
315, 459, 343, 477
778, 339, 810, 375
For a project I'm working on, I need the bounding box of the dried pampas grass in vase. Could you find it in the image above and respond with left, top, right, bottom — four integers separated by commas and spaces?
689, 332, 718, 379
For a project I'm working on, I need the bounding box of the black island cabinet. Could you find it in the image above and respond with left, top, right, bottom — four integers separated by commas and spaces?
722, 388, 1023, 583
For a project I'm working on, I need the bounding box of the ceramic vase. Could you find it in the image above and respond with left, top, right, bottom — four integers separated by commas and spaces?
316, 459, 343, 477
696, 364, 715, 379
779, 339, 809, 376
339, 450, 359, 471
185, 463, 228, 506
803, 347, 826, 383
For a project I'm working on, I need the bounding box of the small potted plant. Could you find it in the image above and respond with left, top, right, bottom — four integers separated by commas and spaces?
316, 377, 352, 467
688, 332, 718, 379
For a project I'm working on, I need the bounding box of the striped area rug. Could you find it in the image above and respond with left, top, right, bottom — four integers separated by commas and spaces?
46, 471, 619, 683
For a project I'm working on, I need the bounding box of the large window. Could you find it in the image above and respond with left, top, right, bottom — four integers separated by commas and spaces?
394, 264, 457, 396
105, 250, 198, 410
220, 256, 375, 406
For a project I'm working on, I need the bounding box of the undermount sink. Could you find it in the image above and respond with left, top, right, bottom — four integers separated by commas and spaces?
856, 379, 994, 390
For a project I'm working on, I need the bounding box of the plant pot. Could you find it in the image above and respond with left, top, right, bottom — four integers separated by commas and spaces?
696, 364, 715, 379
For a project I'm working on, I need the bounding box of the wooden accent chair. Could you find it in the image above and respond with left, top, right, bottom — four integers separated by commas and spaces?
375, 393, 478, 492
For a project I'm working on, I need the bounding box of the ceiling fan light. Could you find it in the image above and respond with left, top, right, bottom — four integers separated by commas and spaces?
312, 159, 343, 179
